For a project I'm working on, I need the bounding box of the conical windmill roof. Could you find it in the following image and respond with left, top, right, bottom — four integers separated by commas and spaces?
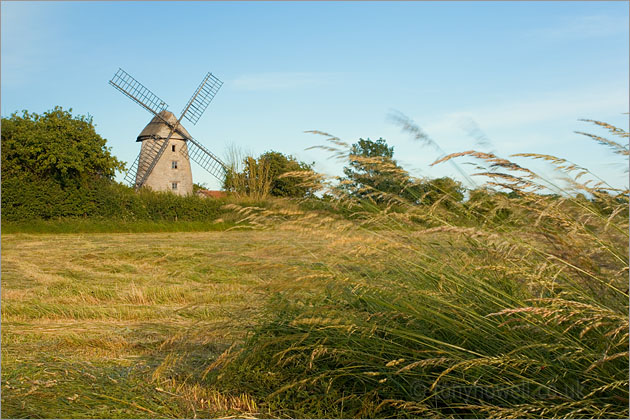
136, 110, 192, 142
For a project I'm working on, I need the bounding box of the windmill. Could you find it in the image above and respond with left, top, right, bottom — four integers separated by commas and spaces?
109, 68, 227, 195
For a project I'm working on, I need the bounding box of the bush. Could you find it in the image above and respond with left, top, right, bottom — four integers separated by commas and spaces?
1, 176, 228, 223
1, 107, 233, 225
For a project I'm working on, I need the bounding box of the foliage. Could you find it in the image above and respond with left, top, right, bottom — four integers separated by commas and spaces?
224, 156, 273, 200
224, 151, 318, 199
0, 107, 238, 225
341, 137, 465, 207
1, 107, 125, 186
261, 151, 317, 198
0, 176, 233, 222
341, 137, 409, 200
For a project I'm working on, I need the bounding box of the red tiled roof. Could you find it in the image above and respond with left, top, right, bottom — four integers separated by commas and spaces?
197, 189, 227, 199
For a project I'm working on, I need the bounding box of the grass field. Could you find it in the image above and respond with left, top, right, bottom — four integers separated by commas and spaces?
2, 123, 628, 418
1, 229, 340, 418
2, 205, 627, 418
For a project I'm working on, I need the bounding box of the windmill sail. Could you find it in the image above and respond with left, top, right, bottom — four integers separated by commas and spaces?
109, 68, 169, 117
184, 136, 228, 181
123, 152, 140, 186
110, 67, 228, 190
124, 135, 167, 188
181, 72, 223, 126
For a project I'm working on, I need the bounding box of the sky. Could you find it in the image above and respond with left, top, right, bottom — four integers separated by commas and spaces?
2, 1, 629, 190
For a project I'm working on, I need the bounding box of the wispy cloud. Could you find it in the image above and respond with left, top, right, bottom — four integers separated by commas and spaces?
392, 85, 628, 189
423, 85, 628, 138
529, 14, 629, 41
230, 72, 337, 91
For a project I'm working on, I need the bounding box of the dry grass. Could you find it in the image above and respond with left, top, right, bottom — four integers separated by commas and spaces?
0, 230, 337, 418
204, 119, 628, 418
2, 119, 627, 419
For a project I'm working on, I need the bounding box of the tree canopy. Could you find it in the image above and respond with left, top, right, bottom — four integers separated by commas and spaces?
260, 151, 317, 197
342, 137, 412, 200
1, 107, 125, 186
341, 137, 465, 206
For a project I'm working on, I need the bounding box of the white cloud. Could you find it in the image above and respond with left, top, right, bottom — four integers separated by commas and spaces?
529, 14, 629, 41
390, 85, 629, 188
230, 72, 337, 91
422, 85, 628, 138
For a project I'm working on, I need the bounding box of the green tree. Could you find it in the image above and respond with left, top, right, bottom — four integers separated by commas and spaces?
224, 151, 318, 198
342, 137, 413, 201
1, 107, 127, 220
421, 176, 465, 206
341, 137, 466, 207
260, 151, 317, 198
1, 107, 125, 186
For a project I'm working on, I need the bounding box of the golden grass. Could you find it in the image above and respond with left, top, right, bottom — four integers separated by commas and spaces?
2, 118, 627, 418
201, 118, 628, 418
0, 230, 340, 418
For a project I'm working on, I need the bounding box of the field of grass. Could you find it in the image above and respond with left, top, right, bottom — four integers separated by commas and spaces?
2, 121, 628, 419
1, 229, 339, 418
0, 219, 236, 234
2, 200, 627, 418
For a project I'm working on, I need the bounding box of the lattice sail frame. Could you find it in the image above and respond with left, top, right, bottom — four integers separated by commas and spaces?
184, 137, 227, 182
109, 68, 228, 187
109, 68, 169, 116
181, 72, 223, 126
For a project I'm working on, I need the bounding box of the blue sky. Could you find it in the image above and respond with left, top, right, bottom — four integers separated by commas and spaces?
2, 1, 628, 190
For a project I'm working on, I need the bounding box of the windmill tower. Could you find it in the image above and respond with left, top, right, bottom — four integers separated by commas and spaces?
109, 68, 227, 194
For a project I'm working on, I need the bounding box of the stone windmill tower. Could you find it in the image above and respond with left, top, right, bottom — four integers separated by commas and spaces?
135, 111, 194, 195
109, 68, 227, 195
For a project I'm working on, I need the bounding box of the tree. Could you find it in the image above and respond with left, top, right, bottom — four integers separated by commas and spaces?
342, 137, 412, 200
1, 107, 128, 220
421, 177, 465, 206
223, 155, 272, 199
341, 137, 466, 207
224, 151, 318, 198
1, 107, 125, 186
260, 151, 318, 197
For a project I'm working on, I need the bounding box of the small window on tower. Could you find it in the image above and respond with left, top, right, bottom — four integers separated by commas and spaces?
172, 182, 178, 190
172, 145, 176, 152
172, 161, 178, 169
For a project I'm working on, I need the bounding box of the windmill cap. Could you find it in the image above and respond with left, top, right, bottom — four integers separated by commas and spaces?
136, 110, 192, 142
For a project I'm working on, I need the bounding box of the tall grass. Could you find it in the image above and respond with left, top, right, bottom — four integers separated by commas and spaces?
209, 119, 629, 418
224, 145, 273, 200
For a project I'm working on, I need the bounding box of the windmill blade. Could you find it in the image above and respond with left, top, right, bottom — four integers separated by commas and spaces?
180, 72, 223, 125
183, 136, 228, 182
109, 68, 169, 117
135, 131, 177, 188
123, 151, 141, 186
125, 132, 177, 189
123, 135, 169, 188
